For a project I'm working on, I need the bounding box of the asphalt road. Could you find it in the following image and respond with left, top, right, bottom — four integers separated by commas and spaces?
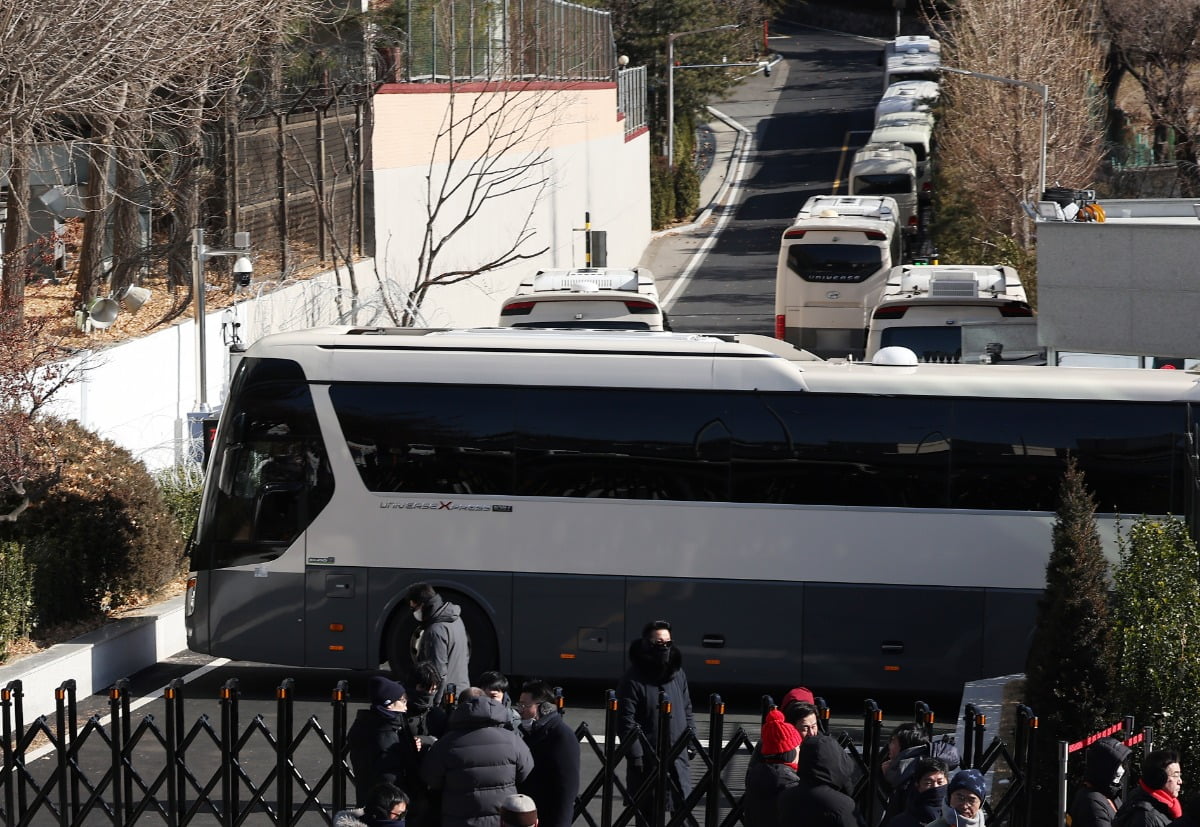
664, 22, 884, 334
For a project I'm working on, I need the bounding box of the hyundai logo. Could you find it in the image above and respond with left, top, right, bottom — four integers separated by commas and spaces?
826, 291, 841, 300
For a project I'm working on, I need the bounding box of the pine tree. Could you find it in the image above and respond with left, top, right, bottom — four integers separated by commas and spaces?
1113, 515, 1200, 767
1024, 459, 1114, 827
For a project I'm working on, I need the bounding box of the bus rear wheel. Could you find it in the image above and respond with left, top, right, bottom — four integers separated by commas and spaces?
384, 592, 499, 691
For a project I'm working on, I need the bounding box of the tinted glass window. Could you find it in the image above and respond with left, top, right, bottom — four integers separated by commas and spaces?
330, 384, 516, 495
787, 244, 884, 283
951, 399, 1184, 513
204, 358, 334, 566
739, 395, 952, 507
853, 174, 914, 195
515, 388, 733, 501
881, 326, 963, 363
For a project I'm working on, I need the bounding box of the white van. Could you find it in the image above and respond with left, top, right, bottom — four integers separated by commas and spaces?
870, 111, 935, 198
774, 195, 903, 359
883, 48, 941, 92
865, 264, 1040, 363
875, 80, 939, 123
498, 267, 668, 330
848, 142, 919, 235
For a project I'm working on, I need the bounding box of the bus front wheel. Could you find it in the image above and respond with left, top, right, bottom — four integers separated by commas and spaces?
384, 592, 499, 690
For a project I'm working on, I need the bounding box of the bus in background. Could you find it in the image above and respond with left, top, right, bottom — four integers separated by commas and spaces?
497, 267, 667, 331
865, 264, 1038, 363
875, 80, 939, 124
883, 34, 940, 60
870, 111, 935, 199
774, 195, 902, 359
848, 142, 919, 236
883, 47, 941, 92
185, 327, 1197, 693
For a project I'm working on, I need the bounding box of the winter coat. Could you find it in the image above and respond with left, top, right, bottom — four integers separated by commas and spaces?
1071, 738, 1132, 827
1115, 786, 1176, 827
616, 638, 695, 799
778, 735, 864, 827
417, 596, 470, 705
347, 707, 423, 809
420, 695, 534, 827
518, 712, 581, 827
743, 759, 799, 827
405, 691, 449, 740
333, 808, 400, 827
886, 784, 948, 827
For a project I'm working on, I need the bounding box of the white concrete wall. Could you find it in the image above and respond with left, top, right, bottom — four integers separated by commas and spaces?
371, 82, 651, 326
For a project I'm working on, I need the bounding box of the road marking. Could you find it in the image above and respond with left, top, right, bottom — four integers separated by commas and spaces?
662, 107, 753, 311
23, 657, 231, 762
833, 129, 873, 195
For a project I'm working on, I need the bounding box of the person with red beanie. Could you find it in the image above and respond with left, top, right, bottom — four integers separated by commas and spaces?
1115, 749, 1183, 827
780, 687, 820, 741
744, 709, 802, 827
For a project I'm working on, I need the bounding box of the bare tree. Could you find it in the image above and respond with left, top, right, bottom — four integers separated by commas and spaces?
930, 0, 1105, 250
1100, 0, 1200, 195
400, 82, 556, 325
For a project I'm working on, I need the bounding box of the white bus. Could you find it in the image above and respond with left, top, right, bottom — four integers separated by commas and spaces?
866, 265, 1036, 362
883, 48, 941, 92
185, 327, 1196, 693
870, 111, 935, 198
774, 195, 903, 359
876, 80, 939, 124
848, 142, 919, 235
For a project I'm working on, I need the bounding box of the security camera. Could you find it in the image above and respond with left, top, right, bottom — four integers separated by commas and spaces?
232, 255, 253, 275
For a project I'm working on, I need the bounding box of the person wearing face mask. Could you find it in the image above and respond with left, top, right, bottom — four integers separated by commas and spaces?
405, 583, 470, 706
335, 783, 410, 827
516, 680, 580, 827
926, 768, 987, 827
405, 661, 449, 741
348, 677, 424, 812
1070, 737, 1132, 827
1116, 750, 1184, 827
885, 758, 949, 827
617, 620, 696, 827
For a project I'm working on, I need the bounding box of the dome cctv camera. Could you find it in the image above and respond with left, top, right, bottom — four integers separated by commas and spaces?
233, 255, 253, 274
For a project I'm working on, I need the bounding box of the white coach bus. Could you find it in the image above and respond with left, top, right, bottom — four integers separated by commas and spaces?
186, 327, 1196, 692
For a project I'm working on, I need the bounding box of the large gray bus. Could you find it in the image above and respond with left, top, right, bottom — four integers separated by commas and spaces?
186, 327, 1195, 692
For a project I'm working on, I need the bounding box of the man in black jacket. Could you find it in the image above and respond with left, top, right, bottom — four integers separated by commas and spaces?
778, 734, 865, 827
347, 676, 424, 813
420, 688, 534, 827
1115, 749, 1183, 827
617, 620, 695, 827
517, 680, 580, 827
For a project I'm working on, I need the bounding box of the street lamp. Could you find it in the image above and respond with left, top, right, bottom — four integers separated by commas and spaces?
939, 66, 1050, 199
191, 228, 252, 411
667, 23, 740, 168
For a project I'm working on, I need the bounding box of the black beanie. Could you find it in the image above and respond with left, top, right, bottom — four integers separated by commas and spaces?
369, 675, 407, 708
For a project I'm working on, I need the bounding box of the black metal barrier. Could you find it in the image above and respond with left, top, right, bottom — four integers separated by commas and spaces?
0, 678, 1037, 827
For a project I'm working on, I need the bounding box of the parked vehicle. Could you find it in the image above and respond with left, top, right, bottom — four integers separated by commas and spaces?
774, 195, 903, 359
875, 80, 939, 123
870, 111, 935, 199
866, 264, 1040, 363
497, 267, 667, 331
848, 142, 919, 236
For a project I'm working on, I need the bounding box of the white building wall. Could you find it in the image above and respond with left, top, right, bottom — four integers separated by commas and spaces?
371, 82, 650, 326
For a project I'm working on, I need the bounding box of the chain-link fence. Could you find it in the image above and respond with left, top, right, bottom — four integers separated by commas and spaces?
401, 0, 614, 82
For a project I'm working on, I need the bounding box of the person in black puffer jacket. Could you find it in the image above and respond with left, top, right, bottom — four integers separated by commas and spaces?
347, 676, 425, 815
1116, 750, 1183, 827
1071, 737, 1132, 827
778, 734, 865, 827
885, 758, 949, 827
420, 688, 534, 827
617, 620, 696, 827
743, 709, 801, 827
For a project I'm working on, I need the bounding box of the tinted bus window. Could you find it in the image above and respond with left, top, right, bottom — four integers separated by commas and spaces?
852, 174, 914, 195
787, 244, 884, 283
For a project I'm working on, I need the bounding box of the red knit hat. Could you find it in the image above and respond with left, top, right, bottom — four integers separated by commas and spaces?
760, 709, 803, 756
781, 686, 815, 709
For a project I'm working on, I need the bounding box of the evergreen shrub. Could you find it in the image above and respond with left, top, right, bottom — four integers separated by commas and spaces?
0, 542, 33, 659
0, 419, 186, 626
651, 156, 676, 229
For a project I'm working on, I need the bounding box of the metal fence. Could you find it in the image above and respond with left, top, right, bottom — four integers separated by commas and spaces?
618, 66, 647, 137
0, 678, 1037, 827
400, 0, 614, 82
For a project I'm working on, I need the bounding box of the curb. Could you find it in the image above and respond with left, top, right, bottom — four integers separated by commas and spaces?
0, 596, 186, 719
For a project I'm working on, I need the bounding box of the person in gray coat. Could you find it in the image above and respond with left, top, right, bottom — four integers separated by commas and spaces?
420, 688, 534, 827
617, 620, 695, 827
406, 583, 470, 705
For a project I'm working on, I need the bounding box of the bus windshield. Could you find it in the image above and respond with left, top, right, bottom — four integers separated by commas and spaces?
787, 243, 884, 282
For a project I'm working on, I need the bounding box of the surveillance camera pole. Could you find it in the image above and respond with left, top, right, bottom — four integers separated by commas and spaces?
191, 228, 251, 410
667, 23, 739, 168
